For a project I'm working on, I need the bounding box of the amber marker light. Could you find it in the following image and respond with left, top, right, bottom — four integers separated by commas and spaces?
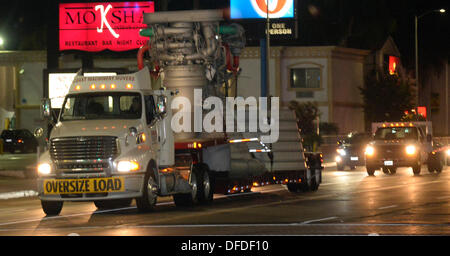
126, 84, 133, 89
75, 85, 81, 91
90, 84, 96, 90
111, 84, 116, 89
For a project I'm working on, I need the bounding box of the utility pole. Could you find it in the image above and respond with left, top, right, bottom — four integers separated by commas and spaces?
265, 1, 270, 97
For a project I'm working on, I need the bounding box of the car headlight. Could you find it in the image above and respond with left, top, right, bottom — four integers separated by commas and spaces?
365, 146, 375, 156
117, 161, 140, 173
337, 149, 347, 156
335, 156, 342, 162
406, 145, 416, 155
37, 163, 52, 175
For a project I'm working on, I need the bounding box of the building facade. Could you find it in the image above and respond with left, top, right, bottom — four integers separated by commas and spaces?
239, 46, 369, 134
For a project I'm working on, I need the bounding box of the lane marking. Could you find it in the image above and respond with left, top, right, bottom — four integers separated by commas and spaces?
0, 190, 38, 200
0, 176, 448, 228
301, 216, 338, 224
378, 205, 398, 210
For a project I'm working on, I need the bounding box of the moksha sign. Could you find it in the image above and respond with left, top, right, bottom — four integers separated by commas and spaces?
59, 2, 154, 52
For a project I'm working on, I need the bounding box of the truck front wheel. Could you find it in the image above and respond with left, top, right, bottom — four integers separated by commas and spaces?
136, 165, 158, 213
41, 200, 63, 216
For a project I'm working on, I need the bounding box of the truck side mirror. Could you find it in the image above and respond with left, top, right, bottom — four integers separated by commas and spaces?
34, 127, 44, 138
40, 98, 52, 120
156, 95, 167, 117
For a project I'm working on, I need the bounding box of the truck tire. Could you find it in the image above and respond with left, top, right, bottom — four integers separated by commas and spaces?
287, 183, 300, 193
41, 200, 63, 216
428, 159, 443, 174
94, 199, 132, 210
366, 167, 376, 176
197, 165, 214, 204
136, 164, 158, 213
389, 167, 397, 175
412, 164, 421, 175
173, 167, 199, 207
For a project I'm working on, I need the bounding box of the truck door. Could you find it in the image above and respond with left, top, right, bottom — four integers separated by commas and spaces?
144, 95, 160, 151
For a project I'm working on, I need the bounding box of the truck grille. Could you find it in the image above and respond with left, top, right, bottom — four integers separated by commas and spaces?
50, 136, 118, 161
374, 145, 405, 159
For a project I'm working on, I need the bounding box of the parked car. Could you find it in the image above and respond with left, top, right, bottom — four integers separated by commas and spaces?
0, 129, 38, 154
336, 132, 372, 170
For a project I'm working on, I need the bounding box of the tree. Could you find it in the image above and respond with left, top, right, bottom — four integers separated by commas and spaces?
288, 101, 322, 151
360, 70, 415, 128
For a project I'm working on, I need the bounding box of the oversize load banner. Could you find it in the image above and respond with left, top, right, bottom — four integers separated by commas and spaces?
59, 2, 154, 52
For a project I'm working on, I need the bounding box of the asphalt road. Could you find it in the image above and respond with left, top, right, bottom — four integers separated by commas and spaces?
0, 165, 449, 236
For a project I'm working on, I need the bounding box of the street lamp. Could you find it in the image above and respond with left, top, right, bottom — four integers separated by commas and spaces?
415, 8, 446, 119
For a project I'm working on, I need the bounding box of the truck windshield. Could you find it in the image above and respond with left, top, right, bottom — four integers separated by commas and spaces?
374, 127, 418, 140
60, 92, 142, 121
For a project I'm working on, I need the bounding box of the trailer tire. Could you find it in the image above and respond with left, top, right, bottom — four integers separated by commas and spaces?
41, 200, 63, 216
287, 183, 300, 193
136, 164, 158, 213
197, 164, 214, 204
173, 167, 199, 207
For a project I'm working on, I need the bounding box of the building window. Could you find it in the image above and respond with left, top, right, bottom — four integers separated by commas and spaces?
290, 68, 321, 90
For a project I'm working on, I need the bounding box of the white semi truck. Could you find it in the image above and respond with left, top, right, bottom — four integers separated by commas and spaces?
36, 10, 323, 215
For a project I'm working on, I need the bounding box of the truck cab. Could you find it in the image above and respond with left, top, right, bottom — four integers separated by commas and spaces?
365, 122, 444, 176
36, 68, 170, 215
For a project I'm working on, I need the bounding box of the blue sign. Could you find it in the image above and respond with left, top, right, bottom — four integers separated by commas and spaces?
230, 0, 294, 19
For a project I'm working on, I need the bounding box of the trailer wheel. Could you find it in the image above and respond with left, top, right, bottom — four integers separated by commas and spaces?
173, 167, 199, 207
136, 164, 158, 213
197, 165, 214, 204
287, 183, 300, 193
41, 200, 63, 216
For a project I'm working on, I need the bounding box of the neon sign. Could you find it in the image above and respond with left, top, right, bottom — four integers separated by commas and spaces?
59, 2, 154, 52
230, 0, 294, 19
388, 56, 400, 75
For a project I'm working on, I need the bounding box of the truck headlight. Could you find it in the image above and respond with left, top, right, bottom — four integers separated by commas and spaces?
365, 146, 375, 156
446, 149, 450, 156
406, 145, 416, 155
37, 163, 52, 175
335, 156, 342, 162
117, 161, 140, 173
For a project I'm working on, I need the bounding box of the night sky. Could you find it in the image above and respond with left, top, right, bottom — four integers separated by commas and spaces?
0, 0, 448, 70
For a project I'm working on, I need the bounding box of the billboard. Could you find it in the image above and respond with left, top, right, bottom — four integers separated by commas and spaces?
230, 0, 295, 19
59, 2, 154, 52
